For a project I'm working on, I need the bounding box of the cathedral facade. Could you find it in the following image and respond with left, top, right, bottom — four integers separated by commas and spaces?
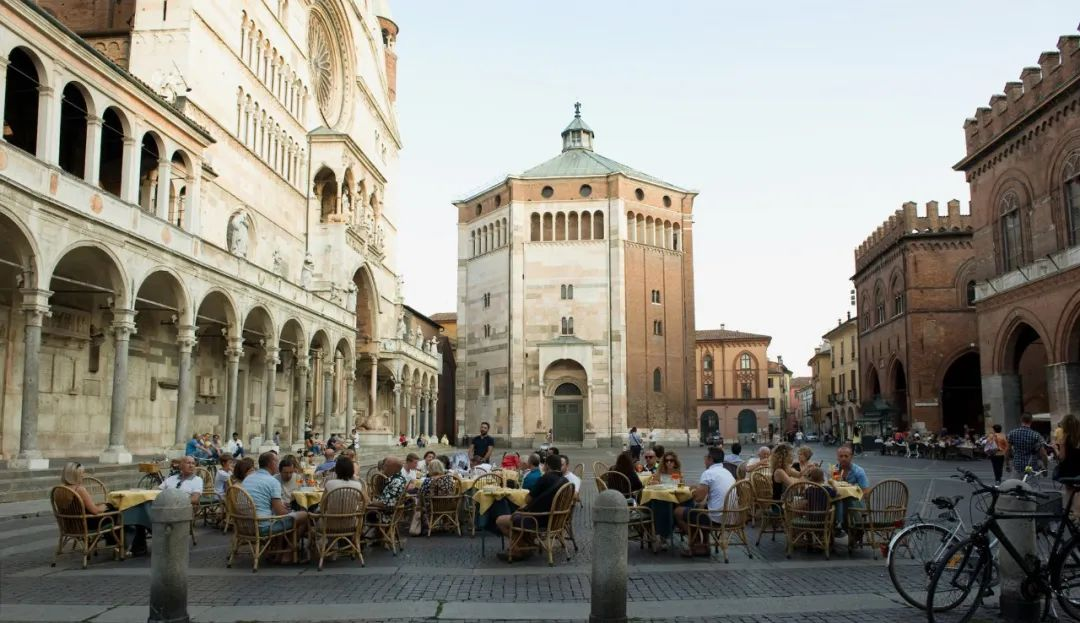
455, 109, 697, 447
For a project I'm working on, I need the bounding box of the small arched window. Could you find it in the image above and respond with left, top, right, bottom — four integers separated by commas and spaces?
739, 353, 752, 370
999, 191, 1024, 272
966, 280, 977, 306
891, 277, 905, 317
1063, 151, 1080, 246
703, 355, 713, 371
483, 370, 490, 396
653, 368, 662, 392
874, 285, 885, 325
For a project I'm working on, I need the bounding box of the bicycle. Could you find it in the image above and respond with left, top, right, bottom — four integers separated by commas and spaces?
925, 469, 1080, 622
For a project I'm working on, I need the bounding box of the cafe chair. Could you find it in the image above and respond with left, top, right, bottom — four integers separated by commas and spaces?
194, 466, 224, 529
782, 482, 835, 559
687, 479, 754, 563
750, 470, 782, 543
507, 482, 576, 566
468, 472, 504, 536
49, 486, 125, 569
83, 476, 109, 508
367, 472, 388, 498
424, 475, 463, 536
846, 479, 908, 559
599, 471, 654, 552
592, 461, 609, 477
308, 487, 367, 570
365, 494, 409, 555
224, 486, 299, 572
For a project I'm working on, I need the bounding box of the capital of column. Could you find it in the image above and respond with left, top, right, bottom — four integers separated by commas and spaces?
177, 325, 197, 353
86, 115, 103, 128
110, 309, 138, 339
323, 365, 335, 378
345, 370, 356, 382
37, 85, 55, 97
263, 345, 280, 367
368, 353, 378, 364
225, 336, 244, 362
393, 382, 401, 395
19, 288, 52, 326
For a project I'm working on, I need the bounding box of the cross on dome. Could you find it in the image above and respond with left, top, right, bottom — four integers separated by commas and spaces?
562, 102, 594, 152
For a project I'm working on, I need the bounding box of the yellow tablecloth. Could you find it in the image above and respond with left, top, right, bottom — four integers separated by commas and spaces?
108, 489, 160, 511
494, 470, 520, 484
472, 488, 530, 514
292, 489, 324, 509
458, 478, 477, 491
831, 483, 863, 501
639, 485, 693, 505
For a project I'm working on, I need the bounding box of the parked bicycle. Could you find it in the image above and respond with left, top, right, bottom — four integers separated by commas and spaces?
925, 469, 1080, 621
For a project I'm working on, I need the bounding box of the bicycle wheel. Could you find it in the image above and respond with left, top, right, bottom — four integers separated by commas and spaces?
135, 473, 160, 490
1053, 535, 1080, 619
926, 537, 993, 622
888, 523, 961, 610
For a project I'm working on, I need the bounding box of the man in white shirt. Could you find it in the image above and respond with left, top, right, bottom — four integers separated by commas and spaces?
401, 453, 421, 482
675, 447, 735, 557
559, 455, 581, 493
746, 446, 772, 471
160, 456, 204, 504
225, 432, 245, 458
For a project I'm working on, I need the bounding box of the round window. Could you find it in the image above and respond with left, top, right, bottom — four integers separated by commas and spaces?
580, 184, 592, 198
541, 186, 554, 199
663, 195, 672, 207
635, 188, 644, 201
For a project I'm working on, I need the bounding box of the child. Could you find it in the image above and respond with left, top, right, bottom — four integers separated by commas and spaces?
803, 466, 836, 497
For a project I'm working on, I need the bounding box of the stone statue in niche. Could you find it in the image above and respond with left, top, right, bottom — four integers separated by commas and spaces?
272, 250, 284, 276
227, 212, 249, 257
345, 283, 357, 310
341, 189, 352, 218
328, 284, 342, 305
428, 336, 439, 354
414, 330, 424, 349
300, 253, 314, 289
396, 313, 407, 339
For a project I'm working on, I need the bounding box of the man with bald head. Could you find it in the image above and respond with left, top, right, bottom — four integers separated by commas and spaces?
370, 456, 407, 516
747, 446, 772, 471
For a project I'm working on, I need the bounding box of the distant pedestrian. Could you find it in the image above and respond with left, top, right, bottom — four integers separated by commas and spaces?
984, 424, 1008, 483
1006, 413, 1048, 475
628, 427, 643, 461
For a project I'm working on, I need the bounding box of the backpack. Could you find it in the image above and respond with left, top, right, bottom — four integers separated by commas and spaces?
983, 435, 1003, 456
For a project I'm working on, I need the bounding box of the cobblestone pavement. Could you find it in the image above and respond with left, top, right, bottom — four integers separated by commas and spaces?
0, 445, 1015, 622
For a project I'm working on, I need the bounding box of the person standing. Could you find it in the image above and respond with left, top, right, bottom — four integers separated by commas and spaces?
1006, 413, 1049, 476
984, 424, 1009, 484
1054, 414, 1080, 517
628, 427, 643, 461
470, 421, 495, 463
852, 427, 863, 456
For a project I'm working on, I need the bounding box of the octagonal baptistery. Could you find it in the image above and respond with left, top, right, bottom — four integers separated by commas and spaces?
454, 107, 699, 448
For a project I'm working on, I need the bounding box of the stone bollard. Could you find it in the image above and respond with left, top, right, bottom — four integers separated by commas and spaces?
590, 489, 629, 623
148, 488, 193, 623
997, 479, 1038, 623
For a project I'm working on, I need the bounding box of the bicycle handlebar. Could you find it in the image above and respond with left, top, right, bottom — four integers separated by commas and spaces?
954, 467, 1052, 502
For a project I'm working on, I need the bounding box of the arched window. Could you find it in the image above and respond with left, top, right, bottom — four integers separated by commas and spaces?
966, 280, 977, 306
891, 277, 905, 317
999, 191, 1024, 272
627, 212, 636, 242
560, 317, 573, 336
568, 212, 579, 240
874, 285, 885, 325
99, 107, 127, 196
4, 48, 41, 155
59, 84, 89, 179
530, 213, 541, 241
483, 370, 490, 396
703, 355, 713, 371
739, 353, 752, 370
542, 213, 553, 241
593, 210, 604, 239
555, 212, 566, 241
653, 368, 662, 392
1064, 151, 1080, 246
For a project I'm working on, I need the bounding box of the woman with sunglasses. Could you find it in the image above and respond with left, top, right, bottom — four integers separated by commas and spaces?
650, 452, 683, 485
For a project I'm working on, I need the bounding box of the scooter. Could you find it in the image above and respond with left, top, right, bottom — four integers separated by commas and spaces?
822, 433, 837, 447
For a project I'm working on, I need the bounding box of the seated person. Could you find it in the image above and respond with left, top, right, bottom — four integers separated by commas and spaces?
421, 451, 437, 473
161, 456, 204, 502
559, 455, 581, 493
746, 446, 772, 471
470, 454, 493, 474
495, 454, 568, 560
242, 452, 309, 562
369, 457, 408, 524
674, 447, 735, 557
276, 456, 303, 509
640, 448, 660, 473
184, 434, 210, 460
520, 454, 543, 489
793, 445, 816, 472
802, 466, 836, 497
833, 445, 869, 538
419, 459, 457, 520
650, 452, 683, 484
314, 448, 337, 475
232, 457, 256, 482
769, 443, 800, 501
398, 433, 408, 448
723, 443, 744, 466
324, 457, 364, 493
439, 434, 450, 445
215, 455, 235, 496
606, 452, 643, 496
340, 449, 361, 480
59, 462, 124, 550
402, 453, 421, 482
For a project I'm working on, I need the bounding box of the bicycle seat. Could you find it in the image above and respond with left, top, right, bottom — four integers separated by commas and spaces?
931, 495, 963, 509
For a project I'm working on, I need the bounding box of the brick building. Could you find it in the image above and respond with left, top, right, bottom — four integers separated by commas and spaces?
852, 201, 978, 435
454, 108, 697, 447
695, 328, 771, 444
955, 32, 1080, 430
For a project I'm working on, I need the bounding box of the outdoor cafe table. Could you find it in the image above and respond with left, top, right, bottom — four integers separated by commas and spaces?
640, 484, 692, 540
472, 487, 529, 515
292, 489, 324, 510
472, 487, 529, 555
830, 483, 862, 502
108, 489, 160, 532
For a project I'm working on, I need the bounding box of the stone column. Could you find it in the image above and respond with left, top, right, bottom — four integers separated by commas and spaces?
84, 115, 102, 183
293, 360, 309, 445
100, 309, 137, 464
405, 386, 415, 439
120, 136, 139, 204
262, 346, 280, 442
155, 158, 173, 220
1047, 363, 1080, 421
11, 289, 51, 470
37, 85, 57, 164
345, 370, 356, 432
0, 57, 7, 126
368, 354, 378, 425
173, 325, 196, 447
224, 336, 243, 439
393, 382, 402, 436
982, 374, 1021, 432
430, 391, 438, 438
148, 488, 193, 623
590, 489, 629, 623
321, 359, 334, 439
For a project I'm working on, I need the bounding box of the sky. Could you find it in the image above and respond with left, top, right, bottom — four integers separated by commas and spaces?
390, 1, 1079, 376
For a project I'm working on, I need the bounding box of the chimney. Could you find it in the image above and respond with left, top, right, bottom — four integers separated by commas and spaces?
847, 310, 851, 321
720, 323, 725, 330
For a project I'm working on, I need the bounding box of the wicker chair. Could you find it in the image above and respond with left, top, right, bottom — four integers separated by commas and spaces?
368, 472, 389, 498
687, 480, 754, 563
365, 494, 409, 555
468, 472, 504, 536
424, 475, 462, 536
750, 470, 782, 543
572, 463, 584, 480
224, 486, 300, 572
308, 486, 367, 570
83, 476, 109, 508
600, 471, 654, 552
193, 467, 224, 529
782, 482, 835, 559
365, 465, 380, 480
49, 486, 125, 569
846, 479, 908, 559
507, 482, 576, 566
592, 461, 608, 477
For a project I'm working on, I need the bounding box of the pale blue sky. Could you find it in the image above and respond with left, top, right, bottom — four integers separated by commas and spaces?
391, 1, 1078, 375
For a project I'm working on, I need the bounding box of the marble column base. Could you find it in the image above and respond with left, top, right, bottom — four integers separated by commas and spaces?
98, 447, 133, 465
355, 431, 395, 447
10, 451, 49, 470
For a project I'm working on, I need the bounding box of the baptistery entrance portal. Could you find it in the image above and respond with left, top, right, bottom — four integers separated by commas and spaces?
553, 383, 583, 443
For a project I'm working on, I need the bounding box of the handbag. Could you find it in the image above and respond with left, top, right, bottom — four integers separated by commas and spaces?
408, 506, 423, 536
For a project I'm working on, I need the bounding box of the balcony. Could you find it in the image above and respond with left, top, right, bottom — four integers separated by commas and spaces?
975, 246, 1080, 303
379, 337, 442, 373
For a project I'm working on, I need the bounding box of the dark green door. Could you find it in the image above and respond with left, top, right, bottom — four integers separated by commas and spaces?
553, 401, 583, 442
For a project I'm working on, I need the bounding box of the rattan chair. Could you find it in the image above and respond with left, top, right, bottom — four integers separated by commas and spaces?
368, 472, 389, 498
424, 475, 462, 536
194, 467, 224, 529
782, 482, 835, 559
846, 479, 908, 559
572, 463, 584, 480
600, 471, 654, 552
592, 461, 608, 477
687, 479, 754, 563
83, 476, 109, 508
507, 482, 576, 566
49, 486, 125, 569
750, 470, 783, 544
308, 486, 367, 570
224, 486, 300, 572
468, 472, 505, 536
365, 494, 409, 555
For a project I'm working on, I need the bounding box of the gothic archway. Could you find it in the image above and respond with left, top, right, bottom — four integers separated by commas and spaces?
941, 351, 983, 436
